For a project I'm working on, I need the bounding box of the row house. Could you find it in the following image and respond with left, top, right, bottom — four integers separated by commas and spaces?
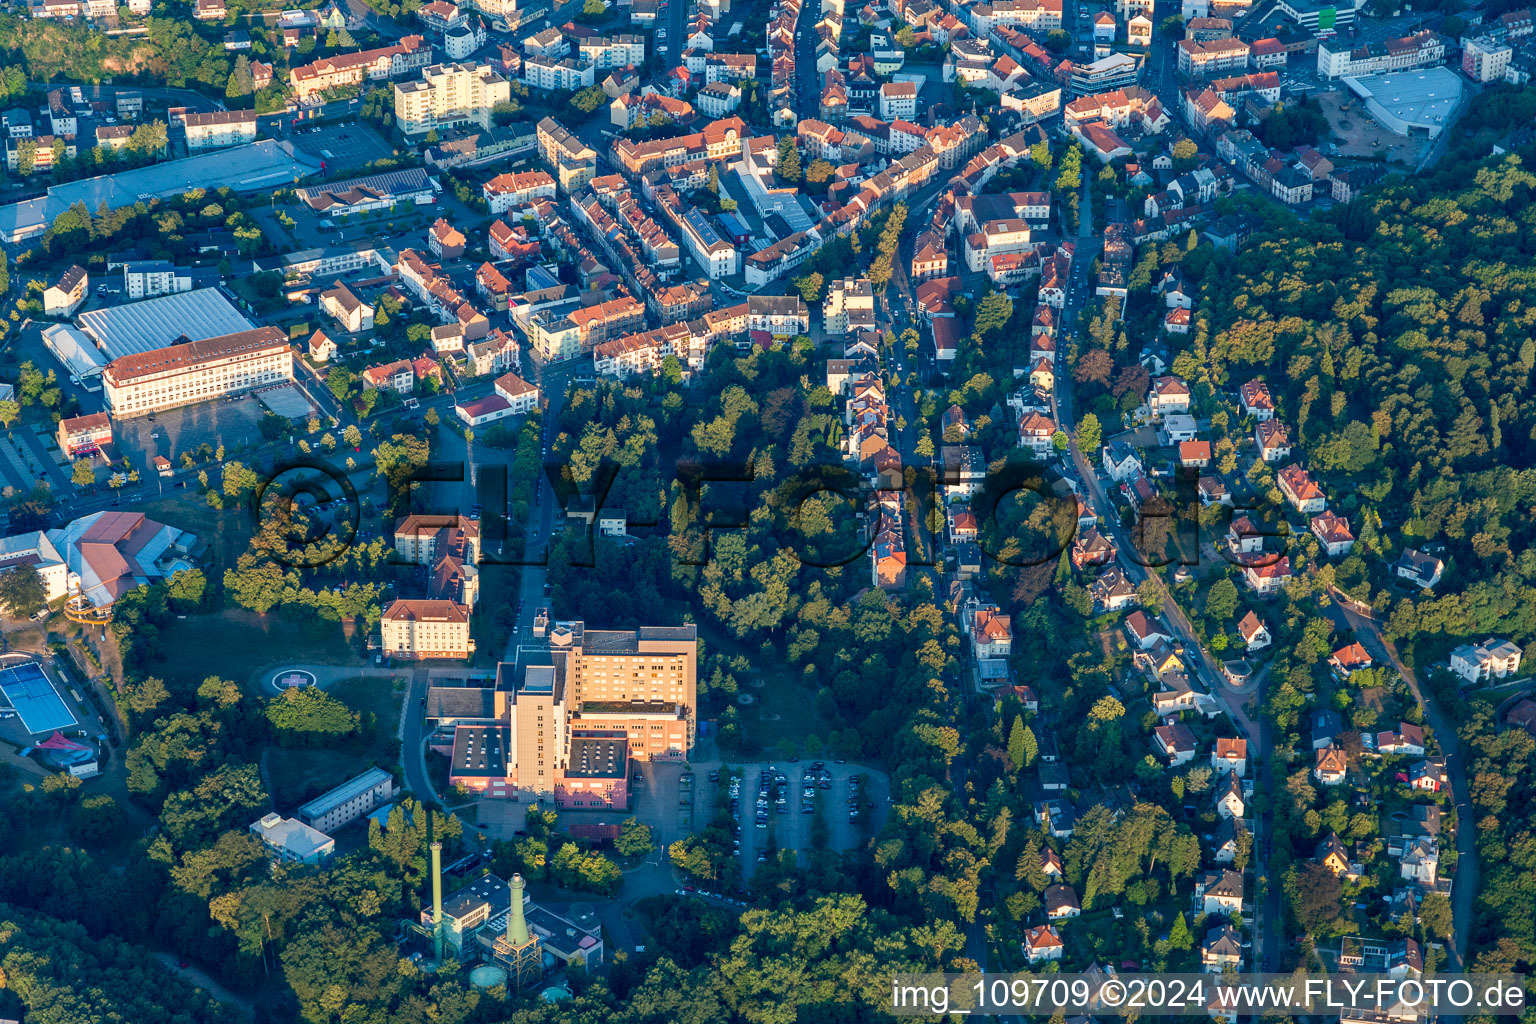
1316, 29, 1444, 79
483, 170, 557, 213
1177, 37, 1250, 79
290, 36, 430, 99
1062, 86, 1169, 134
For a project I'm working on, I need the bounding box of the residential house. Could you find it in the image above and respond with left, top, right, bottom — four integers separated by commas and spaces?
1328, 642, 1373, 680
1214, 771, 1244, 819
1394, 548, 1443, 590
1243, 556, 1290, 595
1311, 709, 1343, 750
1376, 723, 1426, 757
1103, 440, 1144, 482
1314, 743, 1348, 785
1194, 868, 1244, 916
44, 265, 88, 317
1448, 638, 1522, 685
1155, 722, 1198, 765
1211, 737, 1247, 777
1277, 464, 1326, 513
1125, 611, 1172, 650
1239, 379, 1274, 420
1255, 420, 1292, 462
1311, 510, 1355, 556
1408, 756, 1448, 792
1201, 923, 1243, 971
1147, 375, 1191, 418
1023, 924, 1065, 962
1237, 611, 1270, 651
1045, 883, 1082, 919
320, 282, 375, 333
1399, 838, 1438, 886
1316, 832, 1353, 877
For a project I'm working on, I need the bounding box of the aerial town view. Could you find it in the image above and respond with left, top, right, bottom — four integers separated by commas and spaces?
0, 0, 1532, 1015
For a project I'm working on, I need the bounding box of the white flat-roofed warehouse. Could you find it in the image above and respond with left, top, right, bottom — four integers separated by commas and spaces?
1342, 67, 1464, 137
42, 324, 108, 382
77, 288, 255, 359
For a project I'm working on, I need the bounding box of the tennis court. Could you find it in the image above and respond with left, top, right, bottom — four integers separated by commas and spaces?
0, 663, 78, 735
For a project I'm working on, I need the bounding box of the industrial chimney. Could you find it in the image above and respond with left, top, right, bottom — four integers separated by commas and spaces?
507, 873, 530, 946
431, 841, 444, 963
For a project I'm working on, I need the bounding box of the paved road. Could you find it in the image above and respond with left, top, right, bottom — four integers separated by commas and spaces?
1323, 600, 1474, 972
1053, 177, 1275, 973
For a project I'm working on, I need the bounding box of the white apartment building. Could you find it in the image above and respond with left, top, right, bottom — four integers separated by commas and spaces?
678, 206, 738, 278
297, 767, 397, 833
1448, 638, 1522, 685
494, 371, 540, 414
878, 81, 919, 120
121, 261, 203, 299
102, 327, 294, 416
394, 62, 511, 136
578, 34, 646, 69
522, 55, 597, 90
177, 109, 257, 152
823, 277, 876, 334
250, 813, 334, 865
1462, 36, 1512, 82
482, 169, 557, 213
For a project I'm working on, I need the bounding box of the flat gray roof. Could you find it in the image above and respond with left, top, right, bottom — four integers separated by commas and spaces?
77, 288, 253, 358
0, 140, 317, 242
298, 766, 393, 819
1344, 67, 1463, 132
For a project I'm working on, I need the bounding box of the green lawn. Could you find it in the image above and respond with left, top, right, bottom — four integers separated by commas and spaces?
137, 496, 251, 578
147, 608, 361, 691
268, 675, 405, 811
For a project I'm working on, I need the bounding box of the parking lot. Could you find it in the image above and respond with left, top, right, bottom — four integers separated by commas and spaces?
113, 393, 271, 475
288, 122, 397, 173
629, 758, 890, 876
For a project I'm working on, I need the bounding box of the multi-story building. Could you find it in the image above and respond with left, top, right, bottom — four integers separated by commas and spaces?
823, 277, 876, 334
1068, 52, 1141, 95
102, 327, 293, 416
297, 768, 397, 833
394, 62, 512, 136
609, 116, 747, 177
522, 55, 597, 91
877, 81, 918, 119
380, 599, 473, 659
1316, 30, 1443, 79
578, 34, 646, 69
44, 265, 88, 317
1178, 37, 1251, 78
57, 412, 112, 458
482, 169, 556, 213
536, 116, 598, 192
1462, 36, 1512, 82
177, 110, 257, 152
289, 36, 431, 100
250, 813, 335, 865
552, 621, 699, 757
121, 261, 217, 299
320, 282, 375, 333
